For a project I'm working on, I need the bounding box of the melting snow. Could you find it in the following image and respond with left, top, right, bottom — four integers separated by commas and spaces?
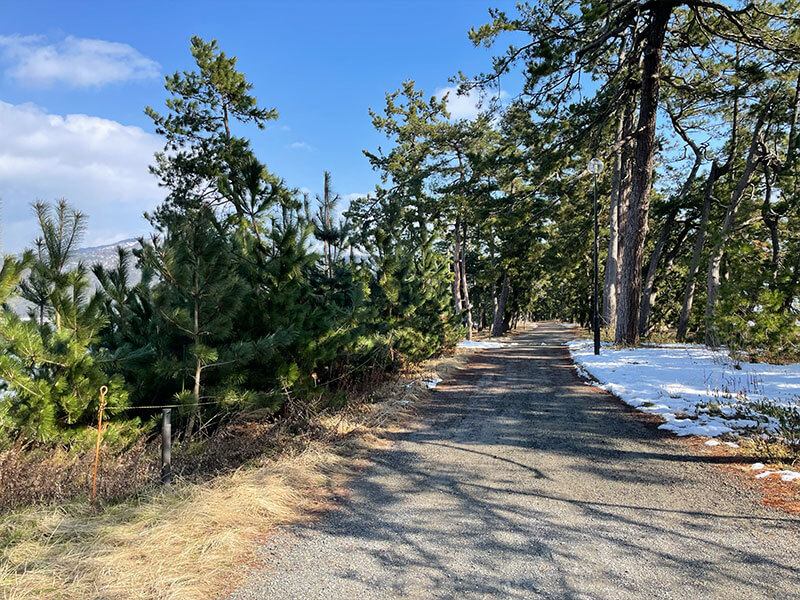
457, 340, 517, 349
422, 378, 442, 389
406, 377, 442, 390
755, 470, 800, 482
568, 339, 800, 439
569, 339, 800, 485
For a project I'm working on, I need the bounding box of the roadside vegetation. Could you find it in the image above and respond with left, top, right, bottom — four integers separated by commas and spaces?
0, 349, 469, 600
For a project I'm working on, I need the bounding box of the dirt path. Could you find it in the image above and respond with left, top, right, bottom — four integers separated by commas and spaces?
229, 322, 800, 600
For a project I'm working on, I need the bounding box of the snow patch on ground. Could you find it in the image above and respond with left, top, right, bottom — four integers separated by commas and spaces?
457, 340, 517, 349
755, 470, 800, 482
422, 377, 442, 389
568, 339, 800, 439
569, 338, 800, 484
406, 377, 442, 390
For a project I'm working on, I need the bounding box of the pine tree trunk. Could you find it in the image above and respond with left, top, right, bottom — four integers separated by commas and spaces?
491, 270, 510, 337
602, 38, 631, 330
704, 111, 767, 345
761, 171, 782, 282
615, 99, 636, 318
602, 113, 624, 329
460, 220, 473, 340
490, 229, 497, 330
639, 209, 676, 337
677, 164, 717, 341
453, 214, 463, 314
323, 172, 333, 278
638, 146, 700, 338
186, 257, 202, 440
615, 3, 672, 345
186, 356, 202, 440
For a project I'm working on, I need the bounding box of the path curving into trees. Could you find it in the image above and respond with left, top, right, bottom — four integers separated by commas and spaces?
230, 323, 800, 600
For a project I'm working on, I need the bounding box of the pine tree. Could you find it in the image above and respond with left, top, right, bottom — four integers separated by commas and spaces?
146, 36, 277, 221
0, 203, 130, 444
93, 246, 170, 409
468, 0, 799, 344
140, 208, 250, 439
19, 200, 86, 329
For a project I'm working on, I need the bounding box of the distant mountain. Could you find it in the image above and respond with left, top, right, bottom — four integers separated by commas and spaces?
72, 238, 140, 272
7, 239, 143, 318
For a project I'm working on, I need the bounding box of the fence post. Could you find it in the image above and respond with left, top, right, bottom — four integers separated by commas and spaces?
91, 386, 108, 504
161, 408, 171, 486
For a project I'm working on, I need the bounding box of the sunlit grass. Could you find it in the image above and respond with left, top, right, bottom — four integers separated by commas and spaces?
1, 349, 469, 600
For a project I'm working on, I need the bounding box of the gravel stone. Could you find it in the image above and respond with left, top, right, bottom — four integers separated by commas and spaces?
228, 322, 800, 600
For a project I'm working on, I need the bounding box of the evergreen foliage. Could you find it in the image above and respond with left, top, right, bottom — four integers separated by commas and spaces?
0, 209, 129, 446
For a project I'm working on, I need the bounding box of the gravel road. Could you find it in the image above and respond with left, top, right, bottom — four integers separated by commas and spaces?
229, 322, 800, 599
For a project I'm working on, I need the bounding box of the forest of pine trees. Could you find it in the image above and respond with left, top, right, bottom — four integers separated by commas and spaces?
1, 1, 799, 449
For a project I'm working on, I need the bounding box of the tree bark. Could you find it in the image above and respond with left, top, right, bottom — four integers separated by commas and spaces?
453, 213, 463, 314
761, 168, 781, 281
602, 37, 633, 331
639, 140, 702, 337
491, 270, 510, 337
460, 220, 473, 340
677, 171, 713, 341
704, 109, 768, 345
490, 229, 498, 329
185, 252, 202, 441
639, 209, 676, 337
675, 88, 738, 341
614, 3, 672, 345
602, 112, 624, 329
323, 172, 333, 278
615, 100, 636, 315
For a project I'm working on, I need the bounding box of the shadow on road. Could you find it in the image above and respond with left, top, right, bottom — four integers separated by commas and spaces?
232, 322, 800, 600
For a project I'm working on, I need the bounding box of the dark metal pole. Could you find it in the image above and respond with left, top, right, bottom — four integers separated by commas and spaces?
161, 408, 172, 485
593, 173, 600, 355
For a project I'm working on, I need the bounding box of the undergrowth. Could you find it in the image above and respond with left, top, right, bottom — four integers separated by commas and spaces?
0, 347, 469, 600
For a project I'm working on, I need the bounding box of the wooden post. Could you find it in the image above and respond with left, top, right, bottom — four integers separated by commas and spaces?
161, 408, 172, 486
91, 385, 108, 504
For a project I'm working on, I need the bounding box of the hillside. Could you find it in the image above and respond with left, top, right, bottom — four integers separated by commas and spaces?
7, 239, 142, 317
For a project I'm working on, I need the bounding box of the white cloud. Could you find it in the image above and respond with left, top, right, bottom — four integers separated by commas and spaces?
0, 34, 160, 88
0, 101, 163, 252
434, 85, 508, 120
290, 141, 313, 151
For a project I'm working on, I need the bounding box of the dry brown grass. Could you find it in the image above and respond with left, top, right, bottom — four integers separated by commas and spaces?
1, 349, 472, 600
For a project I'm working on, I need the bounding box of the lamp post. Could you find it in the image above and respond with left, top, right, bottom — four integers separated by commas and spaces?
587, 158, 604, 355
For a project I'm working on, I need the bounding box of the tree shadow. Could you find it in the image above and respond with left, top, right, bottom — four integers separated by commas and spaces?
232, 322, 800, 600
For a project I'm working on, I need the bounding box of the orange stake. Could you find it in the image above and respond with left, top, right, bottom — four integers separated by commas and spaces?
91, 385, 108, 504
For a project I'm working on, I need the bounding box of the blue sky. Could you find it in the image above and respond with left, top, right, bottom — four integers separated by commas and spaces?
0, 0, 520, 253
